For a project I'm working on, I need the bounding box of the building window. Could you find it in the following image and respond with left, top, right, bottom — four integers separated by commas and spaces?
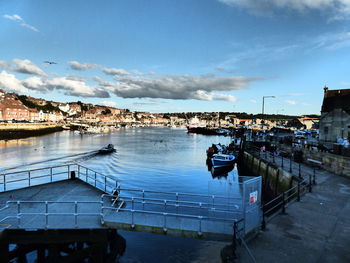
324, 127, 329, 135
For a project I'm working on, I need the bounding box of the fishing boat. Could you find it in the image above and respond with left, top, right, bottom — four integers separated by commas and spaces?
98, 144, 116, 154
211, 153, 235, 168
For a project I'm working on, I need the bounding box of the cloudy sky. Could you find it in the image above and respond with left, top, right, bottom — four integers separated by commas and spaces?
1, 0, 350, 114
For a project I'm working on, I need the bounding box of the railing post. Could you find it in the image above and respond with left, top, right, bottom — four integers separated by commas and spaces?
272, 152, 275, 163
132, 197, 134, 210
163, 213, 167, 232
17, 201, 20, 228
85, 168, 88, 182
232, 221, 237, 256
164, 200, 167, 212
289, 156, 292, 173
281, 156, 284, 168
50, 167, 53, 182
94, 172, 97, 187
198, 216, 202, 235
297, 182, 300, 202
298, 163, 301, 178
45, 201, 48, 228
199, 202, 202, 216
28, 171, 31, 187
68, 165, 70, 180
131, 210, 134, 228
3, 175, 6, 191
308, 174, 312, 193
142, 190, 145, 210
104, 176, 107, 193
74, 201, 78, 228
78, 166, 80, 179
176, 193, 179, 214
281, 192, 286, 214
261, 210, 266, 230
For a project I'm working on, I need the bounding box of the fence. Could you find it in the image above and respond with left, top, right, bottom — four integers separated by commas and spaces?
0, 164, 119, 195
0, 200, 102, 230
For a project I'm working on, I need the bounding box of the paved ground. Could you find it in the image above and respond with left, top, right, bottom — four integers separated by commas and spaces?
237, 152, 350, 263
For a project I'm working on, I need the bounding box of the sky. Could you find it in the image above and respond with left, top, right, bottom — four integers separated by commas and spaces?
1, 0, 350, 115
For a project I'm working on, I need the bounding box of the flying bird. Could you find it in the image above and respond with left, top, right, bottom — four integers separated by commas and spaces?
44, 61, 57, 65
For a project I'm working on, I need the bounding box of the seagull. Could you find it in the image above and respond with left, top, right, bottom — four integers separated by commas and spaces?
43, 61, 57, 65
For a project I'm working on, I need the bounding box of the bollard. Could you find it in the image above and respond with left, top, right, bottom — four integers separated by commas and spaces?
70, 171, 76, 180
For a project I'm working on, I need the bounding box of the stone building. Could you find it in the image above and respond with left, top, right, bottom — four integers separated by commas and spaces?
319, 87, 350, 142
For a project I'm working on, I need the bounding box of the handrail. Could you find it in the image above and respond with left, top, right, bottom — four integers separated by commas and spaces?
102, 206, 241, 224
0, 164, 119, 194
116, 187, 242, 201
117, 195, 242, 211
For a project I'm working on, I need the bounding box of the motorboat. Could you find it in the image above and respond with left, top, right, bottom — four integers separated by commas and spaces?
98, 144, 116, 154
211, 153, 235, 168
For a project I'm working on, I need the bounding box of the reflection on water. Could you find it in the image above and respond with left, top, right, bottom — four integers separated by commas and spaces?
0, 127, 237, 262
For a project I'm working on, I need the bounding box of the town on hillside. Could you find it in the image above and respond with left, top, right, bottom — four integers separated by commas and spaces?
0, 88, 320, 130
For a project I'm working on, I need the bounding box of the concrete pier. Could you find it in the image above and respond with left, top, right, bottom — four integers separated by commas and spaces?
237, 153, 350, 262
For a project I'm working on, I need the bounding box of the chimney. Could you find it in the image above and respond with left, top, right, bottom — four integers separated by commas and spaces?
323, 86, 328, 93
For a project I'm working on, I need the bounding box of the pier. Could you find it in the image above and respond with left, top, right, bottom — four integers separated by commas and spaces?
0, 163, 262, 261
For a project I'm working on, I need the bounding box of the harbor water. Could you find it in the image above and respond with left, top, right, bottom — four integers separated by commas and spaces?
0, 127, 239, 262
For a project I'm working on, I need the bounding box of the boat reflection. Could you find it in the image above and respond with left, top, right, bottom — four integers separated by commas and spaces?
210, 164, 234, 178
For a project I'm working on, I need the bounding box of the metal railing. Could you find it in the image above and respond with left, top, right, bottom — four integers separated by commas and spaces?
0, 200, 103, 229
102, 204, 242, 235
116, 187, 243, 206
76, 164, 119, 194
0, 163, 119, 194
244, 144, 318, 229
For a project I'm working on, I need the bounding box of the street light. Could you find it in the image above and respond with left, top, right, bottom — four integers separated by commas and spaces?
262, 96, 276, 128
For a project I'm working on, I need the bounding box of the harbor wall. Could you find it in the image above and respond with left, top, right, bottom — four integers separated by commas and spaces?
240, 151, 295, 196
0, 123, 63, 140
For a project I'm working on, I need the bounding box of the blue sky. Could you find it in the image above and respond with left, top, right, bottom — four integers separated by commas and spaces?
1, 0, 350, 115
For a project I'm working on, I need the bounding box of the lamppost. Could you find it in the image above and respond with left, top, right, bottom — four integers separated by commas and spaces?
262, 96, 276, 128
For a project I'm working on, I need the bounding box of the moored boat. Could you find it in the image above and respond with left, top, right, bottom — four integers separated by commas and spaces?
211, 153, 235, 168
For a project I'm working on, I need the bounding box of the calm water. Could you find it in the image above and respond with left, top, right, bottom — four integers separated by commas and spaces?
0, 127, 238, 262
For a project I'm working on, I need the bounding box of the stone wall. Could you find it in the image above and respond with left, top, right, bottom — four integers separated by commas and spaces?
302, 150, 350, 179
278, 144, 350, 178
240, 151, 295, 196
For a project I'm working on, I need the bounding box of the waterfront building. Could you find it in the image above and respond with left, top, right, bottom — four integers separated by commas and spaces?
319, 87, 350, 142
298, 116, 319, 130
0, 93, 29, 121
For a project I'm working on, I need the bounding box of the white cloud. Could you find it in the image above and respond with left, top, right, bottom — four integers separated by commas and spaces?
0, 59, 47, 76
285, 100, 297, 105
69, 61, 98, 71
107, 74, 257, 101
0, 72, 109, 98
0, 71, 29, 93
3, 14, 39, 32
101, 101, 117, 107
12, 59, 47, 76
3, 14, 22, 22
102, 67, 130, 76
218, 0, 350, 19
